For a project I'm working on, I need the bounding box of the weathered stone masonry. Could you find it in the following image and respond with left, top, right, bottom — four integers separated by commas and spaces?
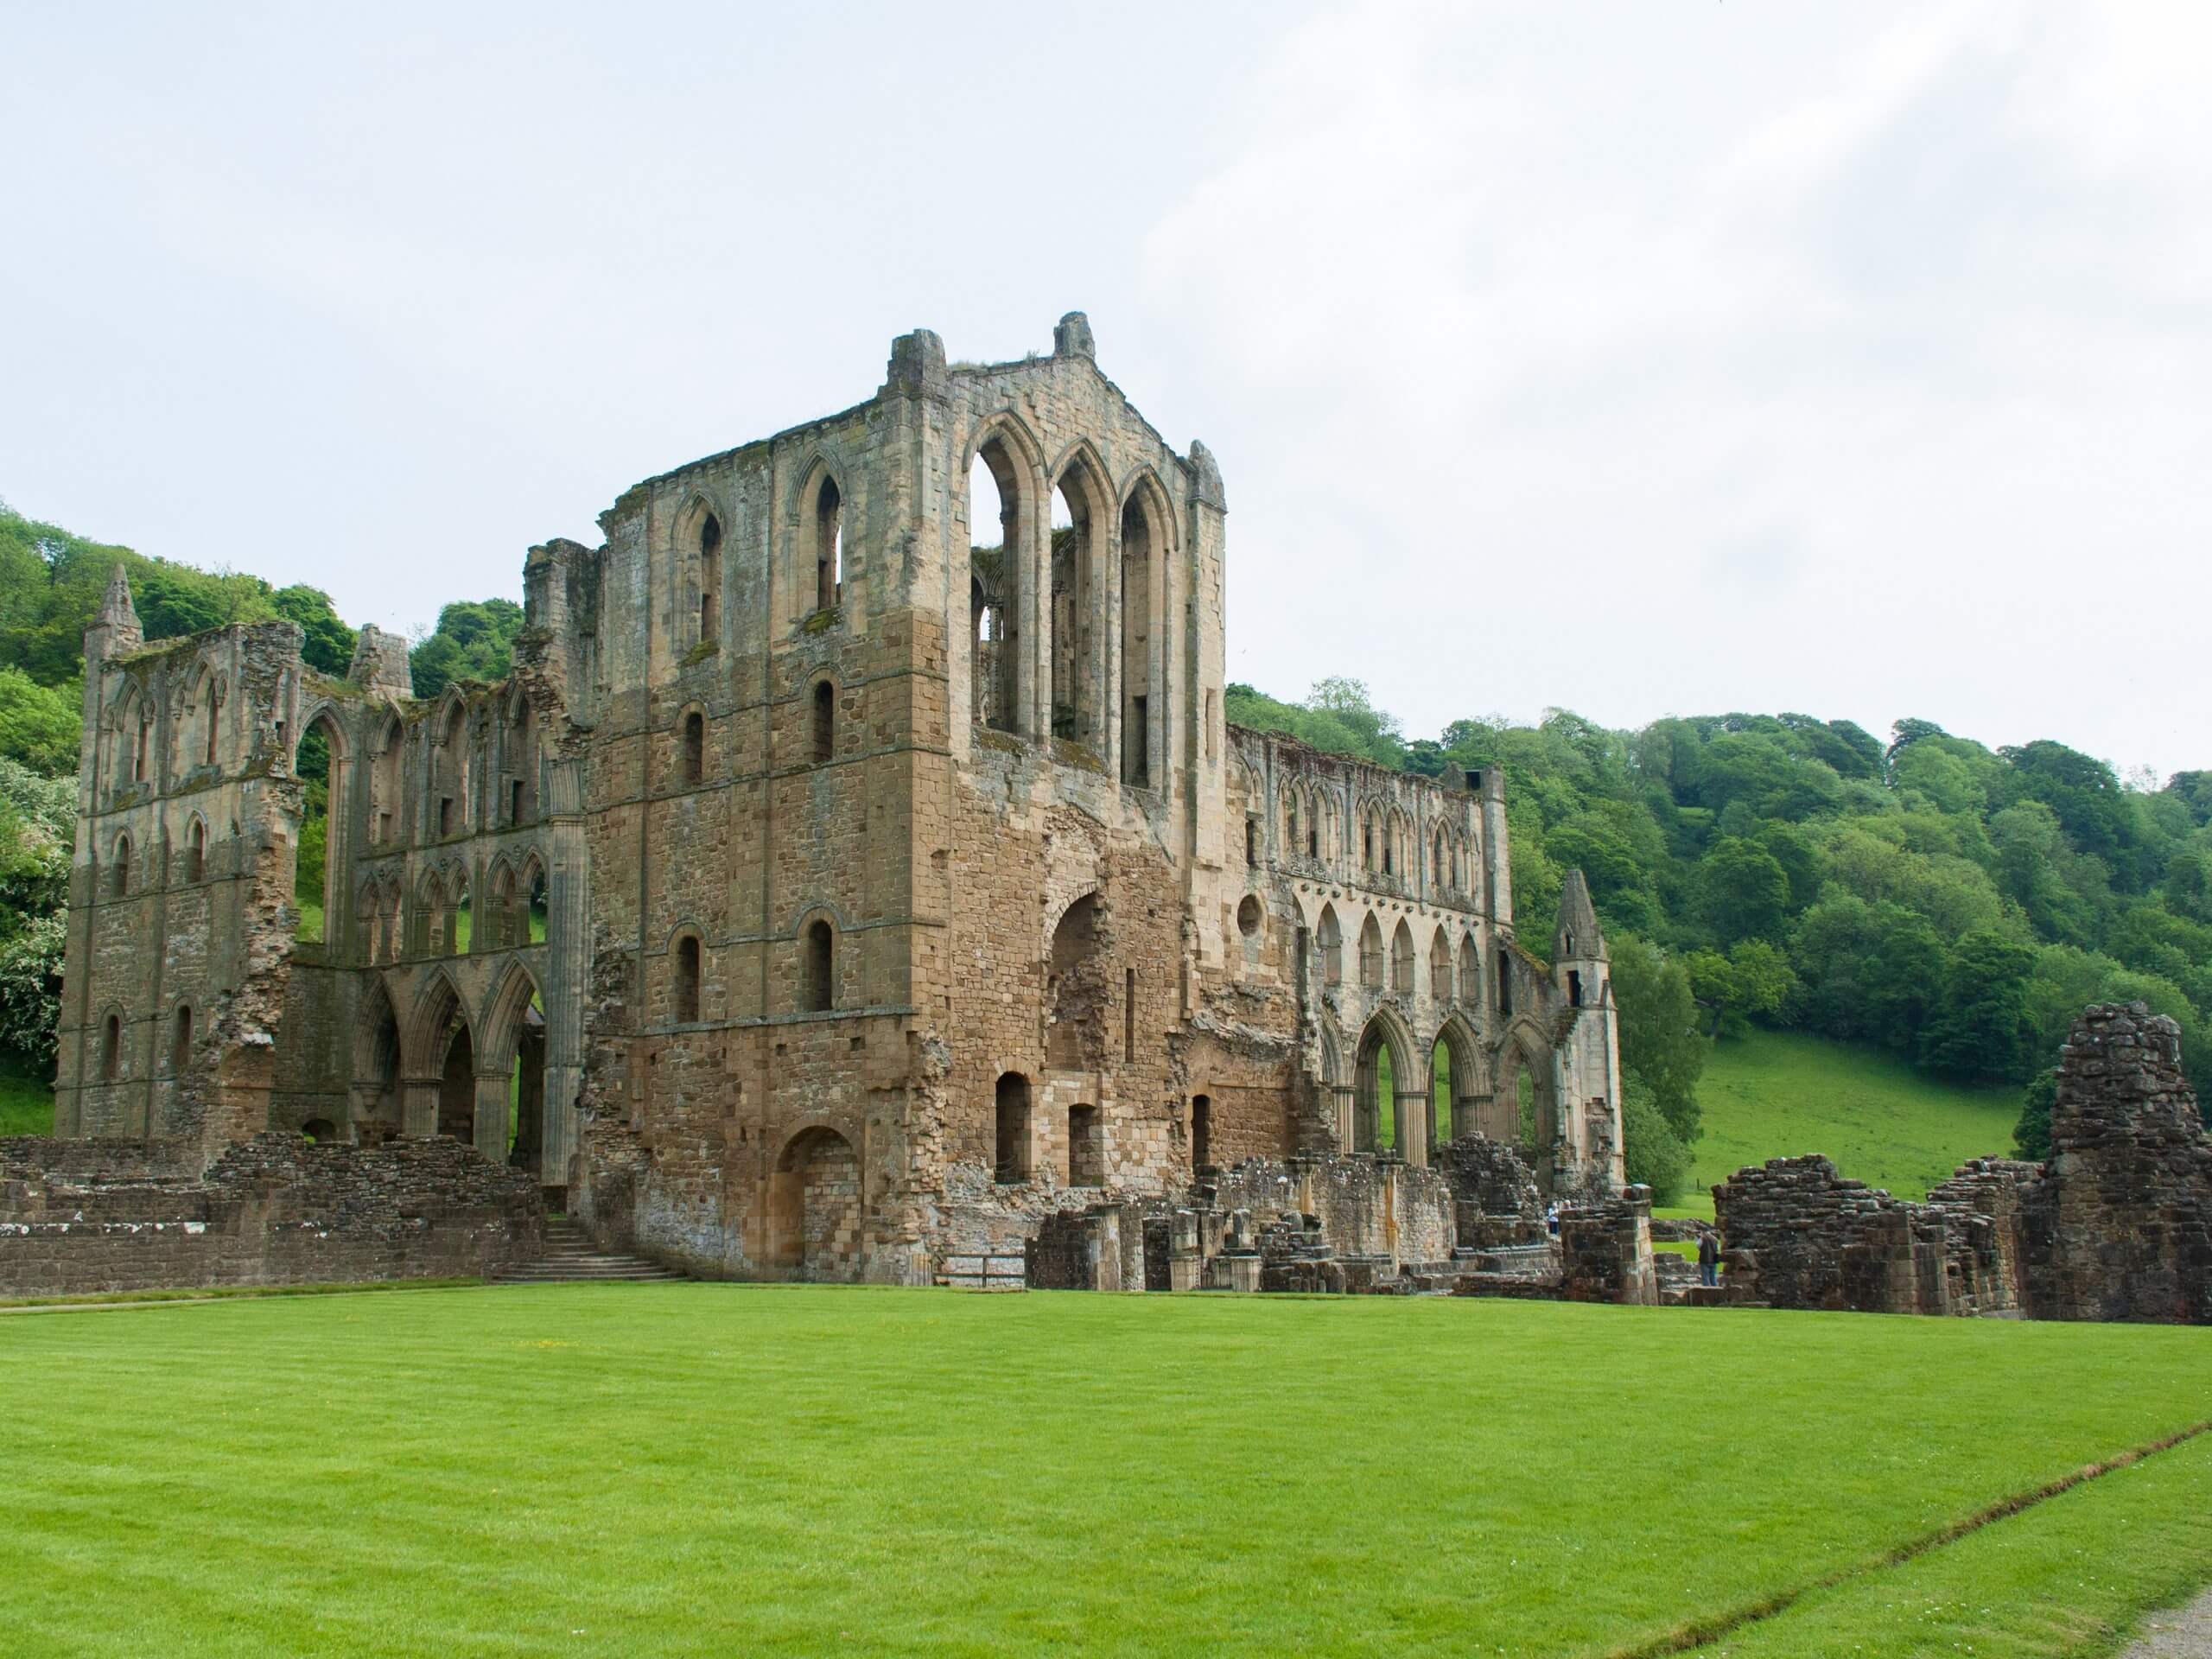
41, 314, 1625, 1288
1716, 1003, 2212, 1324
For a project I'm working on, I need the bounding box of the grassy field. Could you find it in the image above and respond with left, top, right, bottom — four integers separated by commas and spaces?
0, 1285, 2204, 1657
1666, 1028, 2023, 1219
0, 1062, 54, 1135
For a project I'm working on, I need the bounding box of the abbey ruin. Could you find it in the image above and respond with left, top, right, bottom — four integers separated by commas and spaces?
36, 315, 1625, 1288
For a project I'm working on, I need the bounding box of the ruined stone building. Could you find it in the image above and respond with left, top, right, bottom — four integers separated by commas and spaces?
49, 314, 1624, 1285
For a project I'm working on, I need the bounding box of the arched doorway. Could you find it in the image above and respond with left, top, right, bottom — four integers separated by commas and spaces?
1046, 893, 1104, 1069
436, 1018, 475, 1141
1497, 1027, 1561, 1194
771, 1127, 862, 1282
1353, 1017, 1412, 1155
482, 963, 546, 1177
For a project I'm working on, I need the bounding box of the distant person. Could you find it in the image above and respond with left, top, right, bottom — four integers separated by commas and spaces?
1698, 1230, 1720, 1288
1546, 1203, 1560, 1236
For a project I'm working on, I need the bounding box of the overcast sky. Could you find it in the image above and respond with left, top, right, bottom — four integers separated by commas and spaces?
4, 2, 2206, 779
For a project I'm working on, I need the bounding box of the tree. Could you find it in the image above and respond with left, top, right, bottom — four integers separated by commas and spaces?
2013, 1069, 2056, 1160
271, 585, 358, 677
1919, 930, 2037, 1084
1608, 935, 1704, 1146
409, 598, 525, 698
1620, 1079, 1690, 1205
1685, 939, 1797, 1039
0, 667, 81, 772
1700, 836, 1790, 945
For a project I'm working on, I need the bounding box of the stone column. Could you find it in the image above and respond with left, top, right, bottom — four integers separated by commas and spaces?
1397, 1090, 1431, 1166
401, 1078, 439, 1138
538, 756, 588, 1188
474, 1071, 510, 1162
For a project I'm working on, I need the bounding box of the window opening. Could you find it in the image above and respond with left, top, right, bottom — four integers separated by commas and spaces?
812, 681, 834, 763
1498, 950, 1513, 1016
803, 920, 834, 1014
815, 476, 842, 611
675, 935, 700, 1023
969, 442, 1018, 733
1119, 492, 1154, 784
994, 1072, 1031, 1182
1123, 967, 1136, 1062
172, 1004, 194, 1074
111, 834, 130, 899
682, 711, 704, 785
1568, 969, 1583, 1007
1191, 1094, 1211, 1171
102, 1014, 121, 1082
699, 512, 721, 642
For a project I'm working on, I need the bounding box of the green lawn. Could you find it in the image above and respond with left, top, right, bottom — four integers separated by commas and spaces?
0, 1063, 54, 1135
1, 1286, 2204, 1656
1670, 1028, 2023, 1219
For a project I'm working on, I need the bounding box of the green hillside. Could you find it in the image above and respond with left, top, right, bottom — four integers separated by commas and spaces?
1673, 1027, 2020, 1217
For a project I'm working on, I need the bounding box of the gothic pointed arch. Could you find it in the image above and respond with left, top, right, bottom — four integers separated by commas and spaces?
1390, 918, 1415, 995
964, 410, 1047, 734
478, 957, 544, 1077
1047, 440, 1112, 743
1352, 1007, 1416, 1154
403, 965, 473, 1079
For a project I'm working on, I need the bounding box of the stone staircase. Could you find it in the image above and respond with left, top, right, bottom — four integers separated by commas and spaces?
494, 1217, 686, 1285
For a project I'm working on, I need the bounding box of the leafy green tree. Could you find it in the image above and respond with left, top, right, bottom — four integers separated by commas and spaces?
0, 909, 64, 1070
271, 585, 358, 677
1609, 935, 1703, 1146
1700, 836, 1790, 944
0, 667, 81, 772
410, 598, 525, 698
2012, 1069, 2056, 1160
1919, 930, 2037, 1083
1620, 1078, 1690, 1205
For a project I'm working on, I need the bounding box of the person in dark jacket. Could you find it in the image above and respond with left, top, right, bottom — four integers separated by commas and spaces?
1697, 1230, 1720, 1288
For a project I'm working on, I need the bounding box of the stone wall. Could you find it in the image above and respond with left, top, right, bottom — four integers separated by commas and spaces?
0, 1134, 542, 1295
2022, 1003, 2212, 1323
1559, 1184, 1658, 1305
1717, 1004, 2212, 1325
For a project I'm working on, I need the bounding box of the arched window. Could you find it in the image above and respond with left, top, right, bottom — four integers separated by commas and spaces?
1459, 933, 1479, 1007
101, 1013, 122, 1082
674, 934, 700, 1023
1317, 905, 1344, 988
814, 475, 842, 612
1430, 930, 1453, 1002
811, 681, 835, 764
995, 1072, 1031, 1182
1284, 789, 1301, 855
1119, 484, 1161, 786
1392, 921, 1414, 995
171, 1004, 194, 1074
111, 834, 130, 899
802, 919, 834, 1014
186, 817, 206, 882
436, 700, 468, 837
1498, 949, 1514, 1016
698, 511, 722, 644
1359, 916, 1384, 988
1245, 817, 1258, 868
1049, 451, 1106, 743
1433, 831, 1446, 887
1362, 817, 1375, 871
369, 715, 402, 846
969, 435, 1023, 734
682, 710, 704, 785
202, 678, 221, 767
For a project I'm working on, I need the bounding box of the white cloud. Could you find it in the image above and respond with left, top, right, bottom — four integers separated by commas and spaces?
1138, 0, 2212, 775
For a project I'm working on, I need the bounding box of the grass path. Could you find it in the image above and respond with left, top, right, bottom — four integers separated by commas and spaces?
0, 1284, 2205, 1656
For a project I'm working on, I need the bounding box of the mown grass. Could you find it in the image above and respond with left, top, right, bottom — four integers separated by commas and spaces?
1670, 1028, 2021, 1219
0, 1062, 54, 1135
0, 1285, 2203, 1656
1688, 1429, 2212, 1658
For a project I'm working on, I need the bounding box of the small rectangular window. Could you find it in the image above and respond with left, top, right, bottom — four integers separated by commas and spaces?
1124, 968, 1136, 1062
1128, 696, 1150, 787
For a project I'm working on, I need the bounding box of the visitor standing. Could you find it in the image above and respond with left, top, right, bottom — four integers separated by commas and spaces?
1698, 1229, 1719, 1288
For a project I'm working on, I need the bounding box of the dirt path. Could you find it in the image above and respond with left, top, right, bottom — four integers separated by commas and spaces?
2121, 1586, 2212, 1656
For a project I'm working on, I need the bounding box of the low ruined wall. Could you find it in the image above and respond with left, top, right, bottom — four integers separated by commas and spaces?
0, 1134, 543, 1295
1718, 1005, 2212, 1325
1559, 1185, 1657, 1305
1207, 1154, 1452, 1268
